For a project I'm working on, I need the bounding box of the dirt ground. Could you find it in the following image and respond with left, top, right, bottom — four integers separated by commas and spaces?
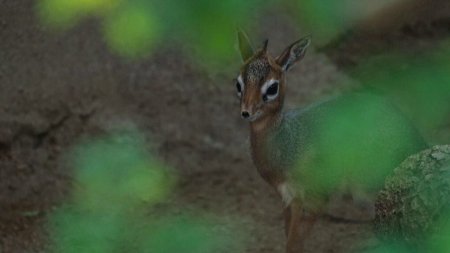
1, 1, 449, 253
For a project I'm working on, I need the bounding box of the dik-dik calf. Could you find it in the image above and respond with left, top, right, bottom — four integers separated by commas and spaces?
234, 30, 426, 252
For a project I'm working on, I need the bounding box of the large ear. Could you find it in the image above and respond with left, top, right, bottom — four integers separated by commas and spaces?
237, 28, 254, 62
276, 36, 311, 71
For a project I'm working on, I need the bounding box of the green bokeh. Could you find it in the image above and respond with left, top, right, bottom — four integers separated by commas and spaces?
139, 216, 226, 253
294, 0, 401, 43
37, 0, 270, 62
51, 207, 125, 253
164, 0, 265, 59
49, 130, 238, 253
292, 92, 426, 201
37, 0, 118, 28
72, 132, 171, 210
352, 42, 450, 140
430, 219, 450, 253
297, 0, 349, 37
104, 3, 160, 58
362, 243, 409, 253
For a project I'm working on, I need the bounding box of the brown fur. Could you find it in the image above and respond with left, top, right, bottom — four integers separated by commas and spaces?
237, 36, 311, 253
236, 31, 426, 253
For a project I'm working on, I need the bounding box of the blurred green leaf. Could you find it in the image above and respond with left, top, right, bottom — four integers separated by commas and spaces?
295, 0, 401, 43
352, 42, 450, 138
38, 0, 119, 28
293, 92, 426, 197
37, 0, 270, 61
138, 216, 226, 253
51, 207, 125, 253
427, 210, 450, 253
72, 131, 172, 210
49, 129, 240, 253
103, 3, 160, 58
362, 243, 410, 253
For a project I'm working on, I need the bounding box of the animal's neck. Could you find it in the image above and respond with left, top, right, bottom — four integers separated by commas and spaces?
250, 110, 282, 135
249, 110, 284, 186
249, 110, 282, 154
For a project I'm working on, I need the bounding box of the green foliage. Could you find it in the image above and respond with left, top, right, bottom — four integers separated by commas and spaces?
352, 43, 450, 138
104, 4, 160, 58
49, 130, 236, 253
429, 217, 450, 253
294, 0, 400, 42
37, 0, 119, 28
51, 209, 125, 253
428, 215, 450, 253
37, 0, 270, 60
140, 216, 225, 253
362, 243, 410, 253
292, 92, 426, 202
157, 0, 262, 58
72, 132, 171, 210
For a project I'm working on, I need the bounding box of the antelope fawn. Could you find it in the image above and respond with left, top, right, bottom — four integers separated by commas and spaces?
235, 30, 427, 252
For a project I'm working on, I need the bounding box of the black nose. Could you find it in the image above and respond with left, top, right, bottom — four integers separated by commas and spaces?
241, 111, 250, 119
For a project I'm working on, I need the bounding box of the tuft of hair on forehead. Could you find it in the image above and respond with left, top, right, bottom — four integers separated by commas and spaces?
243, 55, 271, 84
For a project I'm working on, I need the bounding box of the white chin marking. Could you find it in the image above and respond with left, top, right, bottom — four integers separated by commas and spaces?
277, 183, 295, 207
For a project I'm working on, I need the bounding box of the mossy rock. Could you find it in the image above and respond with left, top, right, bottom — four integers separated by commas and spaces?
374, 145, 450, 246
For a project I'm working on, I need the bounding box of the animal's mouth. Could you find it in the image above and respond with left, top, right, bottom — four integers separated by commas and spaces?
247, 111, 263, 122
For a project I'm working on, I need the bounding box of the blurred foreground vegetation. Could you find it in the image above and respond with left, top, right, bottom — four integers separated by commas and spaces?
37, 0, 272, 60
353, 42, 450, 141
49, 130, 240, 253
38, 0, 450, 252
37, 0, 408, 60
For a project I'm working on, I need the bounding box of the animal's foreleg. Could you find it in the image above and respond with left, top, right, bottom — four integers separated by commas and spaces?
285, 199, 320, 253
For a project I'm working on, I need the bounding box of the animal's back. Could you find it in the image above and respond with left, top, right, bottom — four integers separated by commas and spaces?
267, 92, 427, 199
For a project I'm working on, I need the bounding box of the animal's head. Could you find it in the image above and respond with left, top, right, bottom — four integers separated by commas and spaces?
235, 30, 310, 123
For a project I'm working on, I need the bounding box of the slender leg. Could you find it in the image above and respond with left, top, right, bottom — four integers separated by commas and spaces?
284, 204, 291, 236
285, 199, 320, 253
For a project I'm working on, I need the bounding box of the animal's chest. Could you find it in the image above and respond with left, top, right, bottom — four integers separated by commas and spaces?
250, 123, 307, 183
250, 135, 286, 185
267, 121, 307, 171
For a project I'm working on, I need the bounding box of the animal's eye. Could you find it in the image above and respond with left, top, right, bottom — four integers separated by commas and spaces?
236, 76, 244, 98
266, 82, 279, 96
262, 81, 279, 102
236, 82, 242, 93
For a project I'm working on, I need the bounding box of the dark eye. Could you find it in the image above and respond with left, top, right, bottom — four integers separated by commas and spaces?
236, 82, 241, 93
266, 82, 279, 96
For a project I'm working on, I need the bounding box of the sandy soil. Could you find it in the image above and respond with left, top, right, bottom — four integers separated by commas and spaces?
1, 1, 449, 253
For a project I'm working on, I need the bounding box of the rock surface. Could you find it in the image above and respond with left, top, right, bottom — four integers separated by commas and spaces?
374, 145, 450, 246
